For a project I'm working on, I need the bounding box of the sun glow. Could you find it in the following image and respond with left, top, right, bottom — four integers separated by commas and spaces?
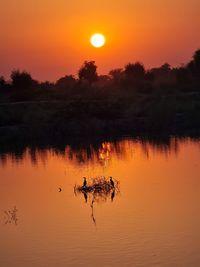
90, 33, 106, 48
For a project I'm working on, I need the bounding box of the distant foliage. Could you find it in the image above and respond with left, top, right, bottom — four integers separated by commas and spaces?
187, 49, 200, 76
0, 76, 5, 88
109, 68, 123, 82
0, 48, 199, 97
78, 61, 98, 84
11, 70, 37, 90
56, 75, 76, 90
124, 62, 145, 81
0, 49, 200, 136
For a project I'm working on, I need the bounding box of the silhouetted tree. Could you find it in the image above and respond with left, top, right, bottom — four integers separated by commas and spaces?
187, 49, 200, 77
78, 61, 98, 84
145, 70, 154, 81
193, 49, 200, 68
11, 70, 37, 90
160, 63, 171, 72
109, 68, 123, 84
176, 67, 189, 84
0, 76, 6, 89
56, 75, 76, 90
40, 81, 55, 90
124, 62, 145, 81
149, 63, 171, 77
95, 75, 110, 88
10, 70, 39, 101
149, 63, 176, 86
98, 75, 110, 82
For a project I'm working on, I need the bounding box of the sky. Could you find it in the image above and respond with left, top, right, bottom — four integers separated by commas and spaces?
1, 0, 200, 81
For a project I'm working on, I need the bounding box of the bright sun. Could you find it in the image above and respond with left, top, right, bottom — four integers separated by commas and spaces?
90, 33, 106, 48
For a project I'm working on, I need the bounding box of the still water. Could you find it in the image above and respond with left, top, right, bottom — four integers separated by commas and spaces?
0, 137, 200, 267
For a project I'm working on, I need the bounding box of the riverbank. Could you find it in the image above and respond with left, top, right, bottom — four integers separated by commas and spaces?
1, 91, 200, 143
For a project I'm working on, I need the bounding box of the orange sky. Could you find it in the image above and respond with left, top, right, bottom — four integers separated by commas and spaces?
1, 0, 200, 81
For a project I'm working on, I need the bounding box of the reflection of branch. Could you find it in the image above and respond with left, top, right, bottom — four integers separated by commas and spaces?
83, 191, 88, 203
75, 177, 120, 227
111, 190, 115, 202
74, 185, 77, 196
90, 197, 96, 226
3, 206, 18, 225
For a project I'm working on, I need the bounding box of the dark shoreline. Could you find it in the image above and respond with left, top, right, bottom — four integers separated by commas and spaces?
0, 123, 200, 154
1, 49, 200, 144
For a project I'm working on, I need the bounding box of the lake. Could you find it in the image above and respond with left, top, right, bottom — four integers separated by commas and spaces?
0, 137, 200, 267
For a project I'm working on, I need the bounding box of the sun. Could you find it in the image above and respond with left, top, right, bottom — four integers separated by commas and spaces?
90, 33, 106, 48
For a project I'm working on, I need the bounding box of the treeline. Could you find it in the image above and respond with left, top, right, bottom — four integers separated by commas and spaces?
0, 49, 200, 141
0, 49, 200, 102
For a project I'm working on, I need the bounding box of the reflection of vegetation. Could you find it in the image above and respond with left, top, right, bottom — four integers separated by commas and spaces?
3, 206, 18, 225
74, 177, 120, 226
0, 136, 199, 166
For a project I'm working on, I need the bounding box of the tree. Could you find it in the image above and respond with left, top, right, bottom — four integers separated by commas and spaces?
56, 75, 76, 90
187, 49, 200, 76
160, 63, 171, 72
124, 62, 145, 81
109, 68, 123, 83
148, 63, 177, 85
11, 70, 37, 90
40, 81, 55, 90
176, 67, 189, 84
0, 76, 6, 89
193, 49, 200, 68
145, 70, 154, 81
78, 61, 98, 84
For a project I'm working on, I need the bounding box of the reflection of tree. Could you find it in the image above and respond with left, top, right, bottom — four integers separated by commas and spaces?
140, 137, 180, 158
90, 197, 96, 226
3, 206, 18, 225
74, 177, 120, 226
64, 141, 127, 166
0, 137, 199, 166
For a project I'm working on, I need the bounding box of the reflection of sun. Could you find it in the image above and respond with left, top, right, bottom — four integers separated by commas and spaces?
90, 33, 106, 48
98, 142, 111, 166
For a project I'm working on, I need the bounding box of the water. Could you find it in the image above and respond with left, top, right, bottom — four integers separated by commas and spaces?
0, 137, 200, 267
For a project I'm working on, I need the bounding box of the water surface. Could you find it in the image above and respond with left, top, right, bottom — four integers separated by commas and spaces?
0, 137, 200, 267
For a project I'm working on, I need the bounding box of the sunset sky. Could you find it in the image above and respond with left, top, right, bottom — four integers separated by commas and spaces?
1, 0, 200, 81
